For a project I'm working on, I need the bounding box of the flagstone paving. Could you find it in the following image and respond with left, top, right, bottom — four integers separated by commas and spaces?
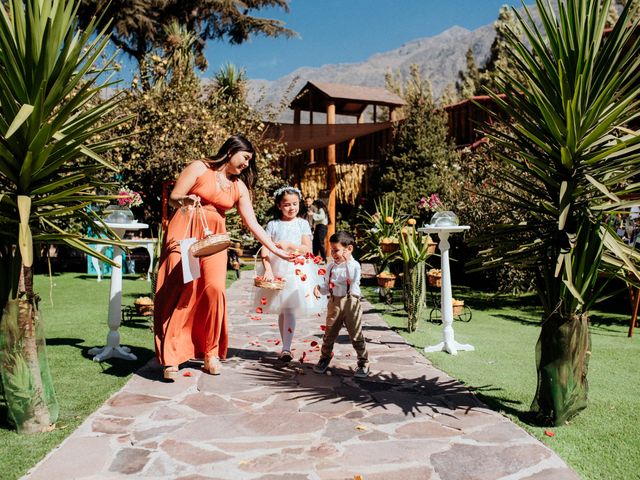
24, 272, 579, 480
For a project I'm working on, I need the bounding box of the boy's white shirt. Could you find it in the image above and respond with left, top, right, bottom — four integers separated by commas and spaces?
318, 257, 362, 297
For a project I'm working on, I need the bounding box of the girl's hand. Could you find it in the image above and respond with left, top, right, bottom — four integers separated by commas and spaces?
262, 270, 275, 281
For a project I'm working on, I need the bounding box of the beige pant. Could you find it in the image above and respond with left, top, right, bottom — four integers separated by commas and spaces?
320, 295, 369, 367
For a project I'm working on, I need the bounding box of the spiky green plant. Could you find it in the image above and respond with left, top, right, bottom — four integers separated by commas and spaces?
0, 0, 128, 432
473, 0, 640, 426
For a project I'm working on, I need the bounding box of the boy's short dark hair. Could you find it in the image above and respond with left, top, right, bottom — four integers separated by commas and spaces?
329, 230, 355, 247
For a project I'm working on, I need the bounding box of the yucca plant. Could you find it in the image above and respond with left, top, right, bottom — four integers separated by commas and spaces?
398, 223, 434, 332
0, 0, 128, 432
473, 0, 640, 426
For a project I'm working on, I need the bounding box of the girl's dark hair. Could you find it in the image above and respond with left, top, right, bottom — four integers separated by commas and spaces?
206, 134, 257, 190
272, 186, 303, 219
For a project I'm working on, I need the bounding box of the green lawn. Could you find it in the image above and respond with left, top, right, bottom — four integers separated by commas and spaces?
0, 270, 239, 480
362, 285, 640, 480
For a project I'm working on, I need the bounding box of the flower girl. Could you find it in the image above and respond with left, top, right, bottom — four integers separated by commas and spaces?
254, 186, 326, 361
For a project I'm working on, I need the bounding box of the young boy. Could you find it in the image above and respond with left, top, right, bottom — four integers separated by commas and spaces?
313, 231, 369, 378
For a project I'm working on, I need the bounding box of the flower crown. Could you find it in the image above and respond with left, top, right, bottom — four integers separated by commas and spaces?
273, 185, 302, 200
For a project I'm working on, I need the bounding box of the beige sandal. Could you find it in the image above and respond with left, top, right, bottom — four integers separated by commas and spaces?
163, 366, 178, 381
203, 356, 222, 375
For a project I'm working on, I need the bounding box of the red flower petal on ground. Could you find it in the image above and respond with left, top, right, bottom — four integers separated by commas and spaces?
260, 297, 267, 305
295, 269, 302, 276
294, 257, 305, 265
288, 327, 293, 333
256, 307, 263, 313
313, 256, 322, 264
320, 325, 327, 331
300, 274, 307, 281
300, 351, 307, 362
183, 371, 192, 377
310, 340, 318, 347
275, 339, 281, 345
544, 430, 555, 437
318, 268, 326, 275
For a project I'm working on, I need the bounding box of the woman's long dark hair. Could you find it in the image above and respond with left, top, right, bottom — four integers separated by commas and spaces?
206, 134, 257, 190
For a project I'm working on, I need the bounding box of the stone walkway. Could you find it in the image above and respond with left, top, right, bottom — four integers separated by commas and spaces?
24, 272, 578, 480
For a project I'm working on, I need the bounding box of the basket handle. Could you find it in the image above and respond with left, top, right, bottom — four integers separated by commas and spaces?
194, 201, 212, 236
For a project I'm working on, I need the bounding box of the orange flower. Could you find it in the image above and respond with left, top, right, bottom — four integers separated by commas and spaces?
384, 216, 394, 224
407, 218, 416, 226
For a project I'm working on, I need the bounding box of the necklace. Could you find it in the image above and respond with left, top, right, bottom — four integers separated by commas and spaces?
216, 171, 232, 192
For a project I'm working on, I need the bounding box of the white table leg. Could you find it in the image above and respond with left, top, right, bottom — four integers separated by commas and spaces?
425, 230, 474, 355
144, 241, 154, 282
90, 244, 107, 282
89, 235, 137, 362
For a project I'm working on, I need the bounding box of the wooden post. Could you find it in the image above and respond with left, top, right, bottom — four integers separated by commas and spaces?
389, 106, 398, 122
293, 108, 301, 124
327, 101, 336, 246
309, 109, 315, 164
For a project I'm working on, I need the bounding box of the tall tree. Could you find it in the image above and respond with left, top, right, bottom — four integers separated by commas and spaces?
474, 0, 640, 425
380, 65, 461, 217
76, 0, 296, 71
455, 48, 480, 99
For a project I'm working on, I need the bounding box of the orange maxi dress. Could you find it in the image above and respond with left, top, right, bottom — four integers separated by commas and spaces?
154, 168, 239, 366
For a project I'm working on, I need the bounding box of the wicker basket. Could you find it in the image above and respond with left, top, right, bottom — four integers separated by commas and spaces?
134, 297, 154, 316
427, 273, 442, 288
190, 232, 231, 257
452, 299, 465, 316
380, 241, 399, 253
254, 277, 286, 290
376, 273, 397, 289
426, 241, 437, 255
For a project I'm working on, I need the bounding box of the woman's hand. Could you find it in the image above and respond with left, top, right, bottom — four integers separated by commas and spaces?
274, 247, 293, 261
180, 194, 200, 207
262, 269, 275, 281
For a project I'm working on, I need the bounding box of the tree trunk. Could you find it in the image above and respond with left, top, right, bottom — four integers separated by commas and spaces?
403, 261, 426, 332
0, 264, 58, 433
530, 312, 591, 426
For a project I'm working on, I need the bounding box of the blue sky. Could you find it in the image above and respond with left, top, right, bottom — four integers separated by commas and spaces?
203, 0, 524, 81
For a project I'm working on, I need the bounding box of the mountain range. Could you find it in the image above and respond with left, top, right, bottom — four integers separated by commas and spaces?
247, 21, 498, 120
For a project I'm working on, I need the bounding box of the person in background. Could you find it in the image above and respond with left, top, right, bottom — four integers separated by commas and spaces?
312, 199, 329, 262
304, 196, 316, 231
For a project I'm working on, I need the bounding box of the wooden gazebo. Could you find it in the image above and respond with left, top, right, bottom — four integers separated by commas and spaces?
265, 81, 405, 240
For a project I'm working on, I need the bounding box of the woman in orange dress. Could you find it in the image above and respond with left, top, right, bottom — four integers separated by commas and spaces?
154, 135, 290, 381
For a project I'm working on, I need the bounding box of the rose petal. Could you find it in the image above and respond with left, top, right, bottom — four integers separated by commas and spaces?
183, 371, 192, 377
256, 307, 263, 314
300, 274, 307, 281
260, 297, 267, 305
320, 325, 327, 331
318, 268, 326, 275
288, 327, 293, 333
310, 340, 318, 347
275, 339, 281, 345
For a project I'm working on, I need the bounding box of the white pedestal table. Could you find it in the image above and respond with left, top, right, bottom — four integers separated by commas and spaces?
88, 221, 148, 362
418, 225, 474, 355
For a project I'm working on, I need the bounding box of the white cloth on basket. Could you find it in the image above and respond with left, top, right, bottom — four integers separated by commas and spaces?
254, 218, 327, 315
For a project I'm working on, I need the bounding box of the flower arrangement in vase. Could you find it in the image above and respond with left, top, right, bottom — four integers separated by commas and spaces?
418, 193, 458, 227
104, 187, 143, 224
